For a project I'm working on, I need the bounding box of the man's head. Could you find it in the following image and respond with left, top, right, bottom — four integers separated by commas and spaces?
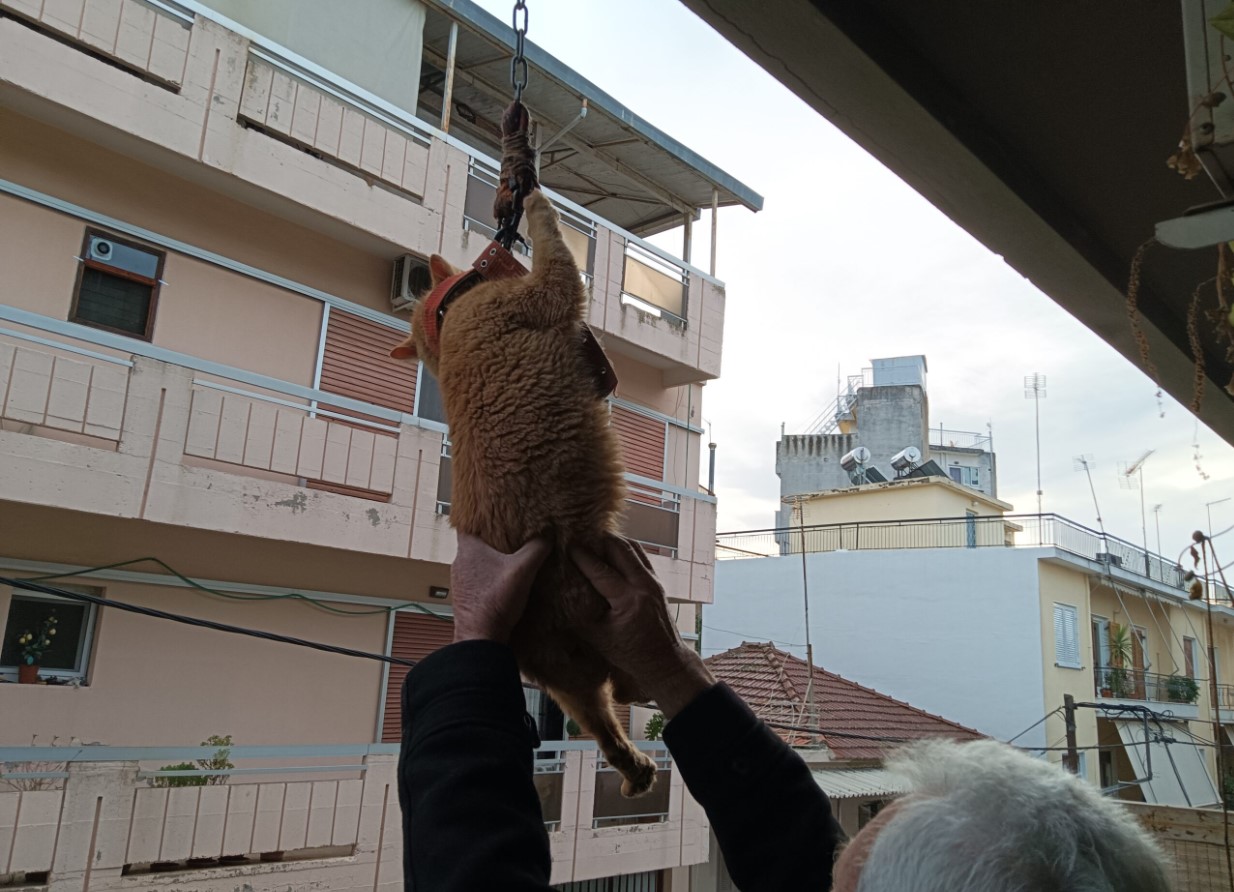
833, 739, 1171, 891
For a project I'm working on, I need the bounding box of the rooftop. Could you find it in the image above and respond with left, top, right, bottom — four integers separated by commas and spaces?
704, 642, 984, 759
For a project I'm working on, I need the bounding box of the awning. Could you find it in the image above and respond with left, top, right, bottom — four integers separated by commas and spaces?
1115, 719, 1218, 808
811, 767, 910, 800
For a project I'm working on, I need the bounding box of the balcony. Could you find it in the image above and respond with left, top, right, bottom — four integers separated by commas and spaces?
0, 315, 716, 599
0, 0, 726, 384
0, 739, 707, 888
717, 514, 1186, 590
1093, 668, 1203, 718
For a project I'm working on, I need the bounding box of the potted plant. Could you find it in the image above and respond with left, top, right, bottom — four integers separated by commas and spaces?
15, 613, 58, 684
1108, 666, 1133, 699
1166, 674, 1201, 704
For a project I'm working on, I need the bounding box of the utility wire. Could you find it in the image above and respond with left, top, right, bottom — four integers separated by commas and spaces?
1005, 708, 1062, 745
21, 557, 451, 621
1, 577, 416, 668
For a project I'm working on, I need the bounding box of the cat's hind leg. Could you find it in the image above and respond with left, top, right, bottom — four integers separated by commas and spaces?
548, 681, 657, 798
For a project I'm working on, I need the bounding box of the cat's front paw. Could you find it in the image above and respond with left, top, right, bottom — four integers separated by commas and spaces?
620, 752, 658, 799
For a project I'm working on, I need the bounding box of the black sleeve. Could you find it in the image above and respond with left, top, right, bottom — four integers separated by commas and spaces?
663, 683, 843, 892
398, 639, 553, 892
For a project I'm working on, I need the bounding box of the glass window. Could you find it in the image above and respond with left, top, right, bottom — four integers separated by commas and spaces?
1, 587, 98, 678
417, 365, 448, 423
72, 230, 163, 339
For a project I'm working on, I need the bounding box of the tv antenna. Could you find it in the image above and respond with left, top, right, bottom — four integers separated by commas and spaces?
1024, 373, 1047, 517
1119, 450, 1155, 575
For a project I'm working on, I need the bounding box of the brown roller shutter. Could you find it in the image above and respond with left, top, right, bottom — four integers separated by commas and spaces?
610, 405, 666, 480
319, 310, 417, 414
381, 612, 455, 743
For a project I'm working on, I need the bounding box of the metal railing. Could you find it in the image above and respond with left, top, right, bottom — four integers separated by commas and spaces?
1092, 668, 1203, 705
929, 427, 992, 451
716, 513, 1186, 588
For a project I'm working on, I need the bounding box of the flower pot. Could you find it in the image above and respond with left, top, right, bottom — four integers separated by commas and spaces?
18, 664, 39, 684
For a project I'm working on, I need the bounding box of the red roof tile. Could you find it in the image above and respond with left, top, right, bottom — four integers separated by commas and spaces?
704, 642, 985, 759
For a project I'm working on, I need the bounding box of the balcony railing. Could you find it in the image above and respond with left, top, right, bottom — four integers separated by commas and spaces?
716, 513, 1186, 588
1093, 667, 1203, 705
0, 739, 700, 886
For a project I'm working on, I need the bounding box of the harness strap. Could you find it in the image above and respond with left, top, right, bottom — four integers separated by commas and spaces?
419, 240, 618, 398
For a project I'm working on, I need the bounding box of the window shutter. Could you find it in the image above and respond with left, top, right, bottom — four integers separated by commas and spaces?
1054, 604, 1080, 668
610, 404, 667, 481
381, 612, 455, 743
319, 311, 417, 415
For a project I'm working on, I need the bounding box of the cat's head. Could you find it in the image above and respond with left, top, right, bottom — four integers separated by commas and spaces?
389, 254, 463, 375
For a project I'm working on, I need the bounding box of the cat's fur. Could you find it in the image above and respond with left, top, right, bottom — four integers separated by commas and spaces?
391, 189, 658, 797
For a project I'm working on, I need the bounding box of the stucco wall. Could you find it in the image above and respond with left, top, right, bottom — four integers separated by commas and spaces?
199, 0, 425, 114
1037, 560, 1099, 782
708, 548, 1049, 745
798, 478, 1005, 526
0, 572, 388, 746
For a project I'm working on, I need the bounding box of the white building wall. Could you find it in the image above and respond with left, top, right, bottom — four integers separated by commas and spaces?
708, 548, 1050, 747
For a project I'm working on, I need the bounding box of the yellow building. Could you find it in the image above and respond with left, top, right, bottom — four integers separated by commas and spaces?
714, 479, 1228, 809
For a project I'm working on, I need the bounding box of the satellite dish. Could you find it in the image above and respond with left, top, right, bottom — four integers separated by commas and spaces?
840, 446, 871, 472
890, 446, 922, 472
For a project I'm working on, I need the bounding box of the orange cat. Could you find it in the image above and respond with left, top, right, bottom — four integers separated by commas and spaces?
391, 189, 657, 797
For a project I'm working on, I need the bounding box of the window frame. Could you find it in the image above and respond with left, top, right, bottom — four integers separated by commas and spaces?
0, 585, 100, 682
1053, 602, 1082, 669
70, 228, 165, 342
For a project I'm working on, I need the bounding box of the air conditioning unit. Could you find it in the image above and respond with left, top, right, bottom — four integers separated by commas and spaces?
391, 254, 431, 312
88, 236, 116, 264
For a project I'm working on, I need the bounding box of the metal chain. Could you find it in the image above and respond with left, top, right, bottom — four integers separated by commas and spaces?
510, 0, 528, 103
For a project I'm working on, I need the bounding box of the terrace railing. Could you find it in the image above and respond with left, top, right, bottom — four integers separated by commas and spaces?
716, 513, 1187, 589
1092, 667, 1204, 705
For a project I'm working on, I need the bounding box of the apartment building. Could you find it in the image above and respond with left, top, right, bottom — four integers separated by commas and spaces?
712, 479, 1231, 810
0, 1, 760, 888
776, 355, 996, 529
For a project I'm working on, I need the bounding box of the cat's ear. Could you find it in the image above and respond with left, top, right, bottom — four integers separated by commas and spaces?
429, 254, 460, 285
389, 334, 417, 361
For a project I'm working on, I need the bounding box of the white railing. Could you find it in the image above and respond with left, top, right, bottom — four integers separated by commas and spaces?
0, 739, 700, 886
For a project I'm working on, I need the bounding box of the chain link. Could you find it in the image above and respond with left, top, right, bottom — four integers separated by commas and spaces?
510, 0, 528, 102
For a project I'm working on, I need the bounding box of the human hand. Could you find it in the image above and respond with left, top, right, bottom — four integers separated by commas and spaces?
571, 536, 713, 720
451, 533, 551, 644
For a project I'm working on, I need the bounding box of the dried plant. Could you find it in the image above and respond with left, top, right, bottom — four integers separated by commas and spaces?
0, 735, 67, 792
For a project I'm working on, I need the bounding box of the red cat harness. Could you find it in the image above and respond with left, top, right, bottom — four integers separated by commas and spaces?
421, 240, 528, 356
422, 240, 618, 399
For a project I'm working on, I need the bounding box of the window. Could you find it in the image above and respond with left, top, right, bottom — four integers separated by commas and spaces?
1, 586, 98, 679
416, 366, 447, 424
1053, 603, 1081, 668
949, 465, 981, 487
1184, 636, 1198, 678
71, 230, 163, 339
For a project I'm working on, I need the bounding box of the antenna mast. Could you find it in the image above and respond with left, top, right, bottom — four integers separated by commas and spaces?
1119, 450, 1155, 577
1024, 374, 1047, 528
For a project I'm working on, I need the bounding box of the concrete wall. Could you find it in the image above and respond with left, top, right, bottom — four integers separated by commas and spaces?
0, 571, 388, 747
200, 0, 425, 114
776, 383, 930, 526
797, 478, 1006, 526
708, 548, 1049, 745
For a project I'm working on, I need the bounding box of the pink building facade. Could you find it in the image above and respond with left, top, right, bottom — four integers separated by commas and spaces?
0, 1, 759, 888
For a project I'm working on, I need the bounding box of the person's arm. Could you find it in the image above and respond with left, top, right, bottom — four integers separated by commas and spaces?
399, 535, 554, 892
662, 682, 842, 891
572, 537, 842, 892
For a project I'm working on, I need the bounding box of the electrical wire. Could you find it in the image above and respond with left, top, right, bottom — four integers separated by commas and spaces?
20, 556, 451, 621
1005, 708, 1062, 745
1, 577, 416, 668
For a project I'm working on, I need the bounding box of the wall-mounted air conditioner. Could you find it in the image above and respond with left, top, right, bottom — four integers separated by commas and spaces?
391, 254, 431, 312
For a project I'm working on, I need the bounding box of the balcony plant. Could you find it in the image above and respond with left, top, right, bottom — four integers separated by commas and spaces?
1101, 624, 1135, 699
15, 613, 58, 684
1166, 674, 1200, 704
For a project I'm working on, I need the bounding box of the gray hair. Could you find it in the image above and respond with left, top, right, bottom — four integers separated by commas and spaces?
856, 739, 1171, 892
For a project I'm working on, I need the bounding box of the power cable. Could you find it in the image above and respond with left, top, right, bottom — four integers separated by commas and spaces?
1, 577, 416, 668
1005, 708, 1062, 745
19, 556, 451, 621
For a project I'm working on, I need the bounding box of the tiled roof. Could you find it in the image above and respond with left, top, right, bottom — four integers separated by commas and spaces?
704, 642, 985, 759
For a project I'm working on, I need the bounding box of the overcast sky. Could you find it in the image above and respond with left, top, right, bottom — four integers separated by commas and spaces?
473, 0, 1234, 568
